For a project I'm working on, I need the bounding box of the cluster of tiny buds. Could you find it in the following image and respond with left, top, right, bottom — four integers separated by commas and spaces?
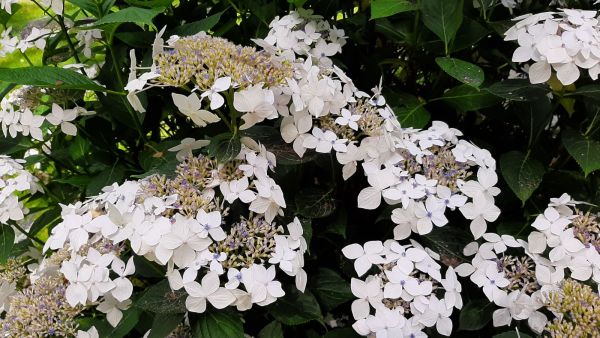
497, 255, 539, 294
546, 279, 600, 337
397, 146, 472, 193
0, 276, 83, 337
211, 215, 283, 269
154, 33, 293, 90
572, 210, 600, 254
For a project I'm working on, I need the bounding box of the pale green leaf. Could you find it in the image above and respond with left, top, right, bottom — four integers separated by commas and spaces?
435, 57, 484, 87
562, 129, 600, 177
371, 0, 418, 19
500, 151, 545, 204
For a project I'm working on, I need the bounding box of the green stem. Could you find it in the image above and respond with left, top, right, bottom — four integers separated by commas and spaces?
584, 109, 600, 136
225, 90, 238, 135
11, 222, 44, 245
19, 50, 34, 66
56, 14, 82, 64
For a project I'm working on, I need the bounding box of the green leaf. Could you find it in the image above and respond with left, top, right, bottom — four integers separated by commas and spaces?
442, 84, 500, 111
0, 4, 20, 26
311, 268, 354, 311
567, 84, 600, 98
97, 307, 142, 338
69, 135, 91, 161
0, 67, 108, 92
459, 299, 493, 331
95, 6, 163, 27
394, 102, 430, 128
147, 313, 184, 338
29, 206, 62, 236
435, 57, 484, 87
208, 133, 242, 162
191, 310, 244, 338
86, 165, 126, 195
135, 280, 187, 314
486, 79, 549, 101
125, 0, 172, 8
169, 10, 226, 36
0, 226, 15, 264
562, 128, 600, 177
500, 151, 545, 204
68, 0, 115, 17
421, 0, 463, 54
295, 187, 336, 218
269, 289, 323, 325
258, 321, 284, 338
371, 0, 418, 19
323, 328, 362, 338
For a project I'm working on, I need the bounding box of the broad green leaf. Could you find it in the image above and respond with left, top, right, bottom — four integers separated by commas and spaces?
29, 206, 62, 236
459, 299, 493, 330
208, 133, 242, 162
169, 10, 226, 36
258, 321, 284, 338
486, 79, 549, 101
435, 57, 484, 87
68, 0, 115, 17
562, 129, 600, 177
97, 307, 142, 338
514, 98, 552, 147
500, 151, 545, 204
421, 0, 463, 54
148, 313, 184, 338
69, 135, 91, 161
269, 289, 323, 325
0, 67, 108, 92
0, 4, 20, 25
568, 84, 600, 98
135, 280, 187, 314
191, 310, 244, 338
125, 0, 172, 8
442, 84, 500, 111
371, 0, 418, 19
312, 268, 354, 311
86, 165, 126, 195
95, 6, 163, 26
394, 102, 430, 128
295, 187, 336, 218
0, 226, 15, 263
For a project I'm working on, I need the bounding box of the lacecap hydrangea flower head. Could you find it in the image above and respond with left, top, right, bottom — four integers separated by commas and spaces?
456, 193, 600, 335
37, 144, 307, 330
505, 8, 600, 85
343, 239, 462, 337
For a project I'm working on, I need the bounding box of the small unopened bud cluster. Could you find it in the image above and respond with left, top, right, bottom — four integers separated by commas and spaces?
546, 279, 600, 337
212, 215, 283, 269
0, 276, 83, 337
154, 33, 293, 90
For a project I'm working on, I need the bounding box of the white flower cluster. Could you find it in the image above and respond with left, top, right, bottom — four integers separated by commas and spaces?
343, 240, 462, 337
526, 193, 600, 282
455, 193, 600, 334
0, 86, 93, 141
256, 14, 500, 240
254, 10, 346, 66
0, 155, 40, 224
505, 8, 600, 85
43, 145, 307, 327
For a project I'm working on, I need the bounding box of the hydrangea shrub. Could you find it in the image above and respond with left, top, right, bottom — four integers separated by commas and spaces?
0, 0, 599, 337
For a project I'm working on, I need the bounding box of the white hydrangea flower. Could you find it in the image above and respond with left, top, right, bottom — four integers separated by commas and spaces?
344, 239, 461, 336
505, 9, 600, 85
